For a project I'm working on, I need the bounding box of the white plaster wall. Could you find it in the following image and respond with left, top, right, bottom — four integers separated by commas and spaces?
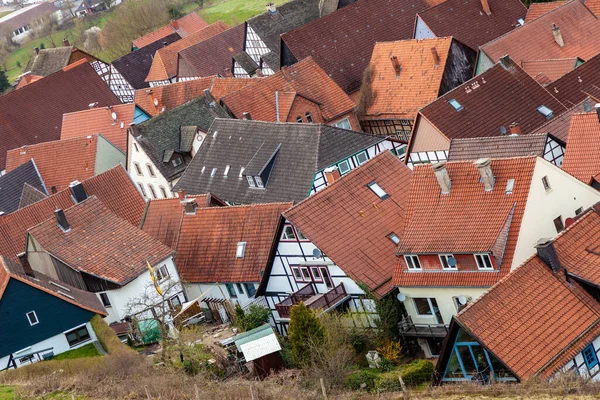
127, 134, 175, 199
0, 321, 97, 368
513, 158, 600, 270
414, 16, 436, 40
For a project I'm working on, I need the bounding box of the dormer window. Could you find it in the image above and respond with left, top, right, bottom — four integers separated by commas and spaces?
296, 116, 303, 123
404, 255, 421, 270
255, 176, 264, 188
439, 254, 457, 270
475, 254, 493, 270
236, 242, 246, 258
305, 112, 313, 123
449, 99, 463, 111
368, 181, 389, 199
537, 105, 553, 119
247, 176, 256, 187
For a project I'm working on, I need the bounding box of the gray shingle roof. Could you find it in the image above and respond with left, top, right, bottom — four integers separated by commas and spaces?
132, 96, 230, 182
233, 51, 259, 75
447, 134, 550, 161
27, 47, 73, 77
0, 159, 47, 215
174, 119, 384, 204
18, 182, 48, 209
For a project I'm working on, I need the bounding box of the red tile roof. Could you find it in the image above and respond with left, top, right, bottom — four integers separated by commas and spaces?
221, 57, 356, 123
416, 0, 526, 50
361, 38, 454, 121
0, 61, 119, 170
61, 104, 136, 151
394, 156, 537, 287
0, 256, 106, 316
455, 255, 600, 380
134, 76, 255, 117
145, 21, 229, 82
281, 0, 443, 94
0, 166, 145, 262
15, 73, 43, 89
531, 98, 589, 142
176, 203, 290, 283
132, 13, 208, 49
521, 58, 580, 83
562, 112, 600, 183
5, 135, 111, 194
28, 196, 173, 286
524, 0, 567, 22
284, 152, 413, 297
480, 0, 600, 75
413, 58, 567, 145
547, 54, 600, 107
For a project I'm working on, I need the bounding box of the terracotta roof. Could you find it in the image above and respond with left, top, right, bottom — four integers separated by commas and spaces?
448, 134, 552, 161
531, 98, 590, 142
0, 159, 46, 215
0, 61, 119, 170
61, 104, 136, 151
134, 76, 254, 117
0, 256, 106, 316
521, 58, 580, 83
524, 0, 567, 22
132, 13, 208, 49
394, 156, 537, 287
176, 23, 246, 78
28, 196, 173, 286
281, 0, 444, 94
176, 203, 290, 283
362, 38, 455, 120
145, 21, 230, 82
5, 135, 121, 194
480, 0, 600, 74
284, 152, 412, 297
414, 57, 567, 145
454, 255, 600, 380
548, 54, 600, 107
220, 57, 355, 122
0, 166, 145, 262
416, 0, 526, 50
562, 112, 600, 183
15, 73, 43, 89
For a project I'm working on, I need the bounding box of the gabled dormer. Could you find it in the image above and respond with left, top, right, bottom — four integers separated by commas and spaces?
244, 143, 281, 189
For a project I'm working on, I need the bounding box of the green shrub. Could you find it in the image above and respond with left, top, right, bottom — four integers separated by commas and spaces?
235, 304, 271, 332
375, 370, 402, 392
400, 359, 434, 387
345, 369, 379, 391
90, 315, 135, 355
378, 357, 394, 372
288, 303, 323, 367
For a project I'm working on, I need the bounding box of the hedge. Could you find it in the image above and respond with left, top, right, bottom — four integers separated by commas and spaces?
398, 359, 434, 387
345, 359, 435, 393
90, 314, 135, 355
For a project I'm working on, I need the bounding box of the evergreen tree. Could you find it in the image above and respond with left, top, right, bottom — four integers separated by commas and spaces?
288, 303, 324, 366
39, 42, 45, 50
0, 70, 9, 93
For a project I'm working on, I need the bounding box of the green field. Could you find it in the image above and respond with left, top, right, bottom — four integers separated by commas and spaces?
0, 386, 13, 400
52, 343, 101, 361
198, 0, 289, 25
0, 10, 13, 19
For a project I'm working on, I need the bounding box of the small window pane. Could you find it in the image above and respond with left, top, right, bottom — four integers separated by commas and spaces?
542, 176, 551, 191
388, 233, 400, 244
226, 283, 237, 298
296, 229, 308, 241
368, 182, 389, 199
311, 267, 322, 280
27, 311, 38, 325
301, 267, 311, 280
244, 283, 256, 297
236, 242, 246, 258
292, 267, 302, 280
537, 105, 553, 119
448, 99, 463, 111
506, 179, 514, 194
334, 118, 351, 130
356, 151, 368, 165
338, 160, 351, 175
576, 207, 584, 215
281, 225, 296, 240
247, 176, 256, 187
414, 298, 432, 315
554, 216, 564, 233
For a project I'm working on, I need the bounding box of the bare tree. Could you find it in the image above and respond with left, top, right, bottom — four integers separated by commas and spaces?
60, 0, 76, 18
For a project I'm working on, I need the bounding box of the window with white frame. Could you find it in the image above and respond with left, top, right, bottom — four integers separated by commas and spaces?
404, 255, 421, 270
305, 112, 313, 123
159, 186, 168, 198
356, 151, 369, 165
337, 159, 351, 175
137, 183, 147, 197
247, 176, 256, 187
236, 242, 246, 258
148, 184, 157, 199
291, 266, 303, 281
99, 293, 111, 307
439, 254, 456, 270
225, 283, 237, 298
26, 311, 38, 326
474, 254, 493, 270
291, 266, 312, 282
310, 267, 323, 282
296, 228, 308, 241
413, 298, 433, 315
281, 225, 296, 240
255, 176, 264, 188
387, 233, 400, 245
334, 118, 351, 130
155, 265, 169, 282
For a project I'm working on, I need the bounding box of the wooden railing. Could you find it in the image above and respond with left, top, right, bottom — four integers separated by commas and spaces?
308, 283, 347, 312
398, 315, 449, 338
275, 283, 347, 319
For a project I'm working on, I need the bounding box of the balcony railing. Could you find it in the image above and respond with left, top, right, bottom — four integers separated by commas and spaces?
398, 315, 449, 338
275, 283, 348, 319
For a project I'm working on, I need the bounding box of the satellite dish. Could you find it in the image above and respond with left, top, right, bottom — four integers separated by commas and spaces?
447, 256, 457, 267
312, 248, 322, 258
397, 293, 406, 302
499, 126, 507, 135
458, 295, 468, 305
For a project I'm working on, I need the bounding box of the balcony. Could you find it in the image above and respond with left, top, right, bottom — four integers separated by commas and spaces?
275, 283, 350, 319
399, 315, 449, 338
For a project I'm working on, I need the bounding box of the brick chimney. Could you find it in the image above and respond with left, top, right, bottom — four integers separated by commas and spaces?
171, 19, 179, 30
324, 166, 340, 184
535, 238, 561, 273
390, 56, 402, 77
481, 0, 492, 16
499, 55, 513, 70
183, 199, 197, 214
69, 180, 87, 203
17, 252, 34, 277
432, 162, 451, 194
178, 190, 187, 200
242, 112, 252, 120
55, 209, 70, 232
509, 122, 521, 135
63, 38, 70, 46
475, 158, 495, 191
431, 47, 440, 67
552, 24, 564, 47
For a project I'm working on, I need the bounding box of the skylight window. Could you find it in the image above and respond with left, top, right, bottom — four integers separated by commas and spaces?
211, 168, 217, 177
448, 99, 463, 111
368, 181, 389, 199
236, 242, 246, 258
506, 179, 515, 194
537, 105, 553, 119
387, 233, 400, 245
239, 167, 245, 178
224, 165, 230, 176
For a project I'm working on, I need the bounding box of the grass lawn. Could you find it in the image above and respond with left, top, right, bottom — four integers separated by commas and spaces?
198, 0, 290, 25
52, 343, 101, 361
0, 10, 13, 18
0, 386, 14, 400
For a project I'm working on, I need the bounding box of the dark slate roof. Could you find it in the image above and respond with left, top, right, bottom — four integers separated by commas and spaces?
246, 0, 324, 55
132, 96, 230, 181
174, 119, 384, 204
261, 51, 281, 71
112, 33, 181, 90
531, 98, 589, 142
0, 159, 47, 215
27, 47, 73, 77
233, 51, 259, 75
548, 53, 600, 108
447, 134, 550, 161
18, 182, 48, 209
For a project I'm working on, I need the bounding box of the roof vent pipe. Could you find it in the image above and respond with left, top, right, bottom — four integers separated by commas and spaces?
432, 162, 451, 194
474, 158, 495, 191
55, 209, 70, 232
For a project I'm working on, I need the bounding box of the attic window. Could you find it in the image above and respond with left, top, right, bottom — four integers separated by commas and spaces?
296, 116, 303, 123
305, 112, 313, 123
239, 167, 245, 178
537, 105, 553, 119
247, 176, 256, 187
224, 165, 230, 176
448, 99, 463, 111
505, 179, 515, 194
255, 176, 264, 188
26, 311, 38, 326
368, 181, 389, 200
387, 233, 400, 245
210, 168, 217, 177
236, 242, 246, 258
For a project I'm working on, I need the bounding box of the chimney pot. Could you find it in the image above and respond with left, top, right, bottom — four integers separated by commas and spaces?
390, 56, 402, 77
17, 252, 34, 277
183, 199, 198, 214
432, 162, 451, 194
552, 24, 564, 47
69, 180, 87, 203
178, 190, 187, 200
34, 47, 39, 55
431, 47, 440, 67
595, 104, 600, 124
535, 238, 561, 273
62, 38, 70, 47
266, 2, 277, 13
481, 0, 492, 15
242, 112, 252, 120
54, 209, 70, 232
509, 122, 521, 135
475, 158, 495, 191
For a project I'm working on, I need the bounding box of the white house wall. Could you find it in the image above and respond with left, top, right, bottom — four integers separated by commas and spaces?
127, 134, 175, 199
244, 25, 275, 76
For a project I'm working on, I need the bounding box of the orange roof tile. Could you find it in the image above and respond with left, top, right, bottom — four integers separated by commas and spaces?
15, 73, 43, 89
562, 112, 600, 183
176, 203, 290, 283
524, 0, 567, 22
284, 152, 413, 297
521, 58, 580, 83
362, 37, 454, 120
481, 0, 600, 74
61, 104, 136, 151
5, 136, 104, 193
28, 196, 174, 285
394, 156, 537, 287
221, 57, 356, 122
134, 77, 254, 117
132, 13, 208, 49
145, 21, 229, 82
